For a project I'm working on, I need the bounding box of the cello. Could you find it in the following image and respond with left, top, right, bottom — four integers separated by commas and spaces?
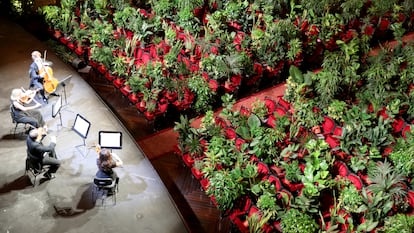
40, 51, 59, 94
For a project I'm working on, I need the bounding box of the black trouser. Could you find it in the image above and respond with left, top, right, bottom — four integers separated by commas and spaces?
42, 151, 60, 174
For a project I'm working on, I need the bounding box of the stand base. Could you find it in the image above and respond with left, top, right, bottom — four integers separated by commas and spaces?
75, 144, 90, 157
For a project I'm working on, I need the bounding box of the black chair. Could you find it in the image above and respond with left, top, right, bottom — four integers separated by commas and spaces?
25, 150, 48, 187
10, 104, 35, 136
92, 177, 118, 206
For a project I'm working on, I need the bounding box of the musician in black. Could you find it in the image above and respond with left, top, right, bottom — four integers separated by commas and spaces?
27, 127, 60, 179
10, 88, 45, 129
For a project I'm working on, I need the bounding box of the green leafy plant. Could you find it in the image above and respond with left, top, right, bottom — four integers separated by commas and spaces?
389, 131, 414, 177
187, 73, 216, 113
326, 100, 348, 123
173, 114, 194, 154
379, 213, 414, 233
339, 183, 364, 213
39, 5, 60, 28
280, 208, 318, 233
247, 210, 275, 233
367, 160, 407, 211
301, 139, 333, 199
251, 99, 268, 120
257, 192, 279, 211
235, 113, 262, 141
281, 160, 302, 183
206, 168, 245, 211
89, 44, 114, 68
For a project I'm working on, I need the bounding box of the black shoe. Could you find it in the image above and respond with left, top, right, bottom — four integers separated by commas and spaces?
44, 172, 55, 179
50, 93, 60, 97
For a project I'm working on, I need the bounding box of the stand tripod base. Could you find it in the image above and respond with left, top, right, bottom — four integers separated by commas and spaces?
75, 144, 90, 157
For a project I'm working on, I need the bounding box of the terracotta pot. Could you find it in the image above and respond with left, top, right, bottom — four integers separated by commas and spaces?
157, 100, 168, 114
312, 125, 321, 134
97, 64, 107, 74
53, 30, 62, 39
134, 100, 146, 113
144, 111, 155, 121
74, 46, 84, 56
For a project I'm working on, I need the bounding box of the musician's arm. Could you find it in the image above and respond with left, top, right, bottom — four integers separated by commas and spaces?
29, 63, 44, 80
24, 90, 37, 104
13, 100, 41, 111
112, 153, 123, 167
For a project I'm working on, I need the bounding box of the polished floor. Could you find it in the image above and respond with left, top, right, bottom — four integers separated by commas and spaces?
0, 16, 188, 233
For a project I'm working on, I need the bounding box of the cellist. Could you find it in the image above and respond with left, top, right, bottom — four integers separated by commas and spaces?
29, 50, 48, 103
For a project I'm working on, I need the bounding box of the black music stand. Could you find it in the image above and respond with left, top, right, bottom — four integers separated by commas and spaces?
52, 96, 63, 129
98, 131, 123, 153
72, 114, 91, 157
58, 75, 72, 106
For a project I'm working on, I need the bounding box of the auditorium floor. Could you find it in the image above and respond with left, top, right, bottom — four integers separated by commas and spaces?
0, 16, 188, 233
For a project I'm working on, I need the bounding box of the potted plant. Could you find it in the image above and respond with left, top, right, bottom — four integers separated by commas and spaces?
388, 131, 414, 177
39, 5, 61, 37
280, 208, 318, 233
379, 213, 414, 232
205, 168, 245, 211
338, 182, 364, 214
187, 73, 217, 113
71, 23, 89, 56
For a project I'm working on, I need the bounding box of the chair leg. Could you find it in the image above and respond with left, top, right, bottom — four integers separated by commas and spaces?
26, 170, 36, 187
13, 123, 18, 138
33, 174, 37, 187
112, 187, 116, 205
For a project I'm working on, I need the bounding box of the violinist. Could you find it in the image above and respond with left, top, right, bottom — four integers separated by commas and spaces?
95, 145, 123, 186
29, 50, 48, 103
10, 88, 47, 129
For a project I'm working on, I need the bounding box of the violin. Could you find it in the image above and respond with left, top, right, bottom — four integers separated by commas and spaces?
96, 145, 102, 154
40, 51, 59, 94
19, 88, 38, 104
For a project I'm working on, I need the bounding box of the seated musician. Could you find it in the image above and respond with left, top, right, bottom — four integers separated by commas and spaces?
96, 145, 123, 185
29, 51, 48, 103
10, 88, 47, 130
27, 127, 60, 179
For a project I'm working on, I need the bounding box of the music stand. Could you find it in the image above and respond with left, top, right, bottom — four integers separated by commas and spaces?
72, 114, 91, 157
58, 75, 72, 105
52, 96, 63, 129
98, 131, 122, 152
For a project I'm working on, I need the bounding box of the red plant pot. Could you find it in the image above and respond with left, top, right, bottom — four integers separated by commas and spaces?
74, 46, 85, 56
104, 71, 116, 82
66, 42, 75, 51
144, 111, 155, 121
128, 92, 139, 104
59, 36, 69, 45
157, 99, 168, 115
135, 99, 146, 112
53, 30, 62, 39
191, 167, 203, 180
112, 77, 125, 89
120, 84, 132, 97
97, 64, 107, 75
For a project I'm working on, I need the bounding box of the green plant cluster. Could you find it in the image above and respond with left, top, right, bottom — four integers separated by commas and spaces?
38, 0, 414, 118
175, 90, 414, 232
34, 0, 414, 231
